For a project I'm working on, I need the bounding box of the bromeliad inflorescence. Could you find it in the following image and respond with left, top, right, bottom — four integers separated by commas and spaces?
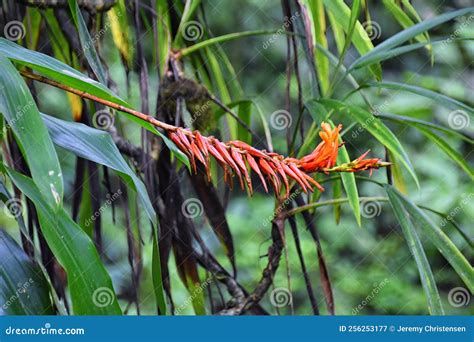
169, 122, 389, 197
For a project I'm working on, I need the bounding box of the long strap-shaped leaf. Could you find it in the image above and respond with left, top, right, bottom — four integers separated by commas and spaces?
3, 167, 122, 315
0, 54, 63, 207
41, 114, 168, 314
386, 185, 444, 315
385, 185, 474, 293
0, 229, 54, 315
350, 7, 474, 70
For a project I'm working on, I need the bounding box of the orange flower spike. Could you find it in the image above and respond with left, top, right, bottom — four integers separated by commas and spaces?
246, 154, 269, 193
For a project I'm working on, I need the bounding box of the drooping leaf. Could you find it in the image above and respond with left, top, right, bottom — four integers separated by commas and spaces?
107, 0, 133, 68
323, 0, 382, 80
378, 112, 472, 143
41, 113, 157, 225
3, 167, 122, 315
361, 81, 474, 115
385, 185, 474, 293
0, 229, 54, 315
350, 8, 474, 70
68, 0, 107, 84
298, 0, 330, 94
382, 0, 431, 54
0, 54, 63, 207
0, 39, 127, 107
385, 185, 444, 315
412, 125, 473, 180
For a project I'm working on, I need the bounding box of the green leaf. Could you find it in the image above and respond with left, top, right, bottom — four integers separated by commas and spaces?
174, 0, 202, 46
299, 0, 330, 94
0, 39, 127, 107
4, 167, 122, 315
43, 113, 184, 311
327, 120, 361, 226
385, 185, 444, 315
180, 30, 285, 57
382, 0, 431, 52
350, 8, 474, 70
0, 54, 63, 207
0, 229, 54, 315
413, 125, 473, 180
152, 232, 167, 315
338, 145, 361, 226
41, 113, 157, 225
385, 185, 474, 293
320, 99, 419, 187
350, 37, 472, 70
378, 112, 472, 143
327, 11, 345, 55
237, 100, 252, 144
361, 81, 474, 115
323, 0, 382, 80
68, 0, 107, 84
107, 0, 133, 68
155, 0, 172, 76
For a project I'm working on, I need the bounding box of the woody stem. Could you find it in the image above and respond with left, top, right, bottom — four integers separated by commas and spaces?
20, 69, 185, 135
